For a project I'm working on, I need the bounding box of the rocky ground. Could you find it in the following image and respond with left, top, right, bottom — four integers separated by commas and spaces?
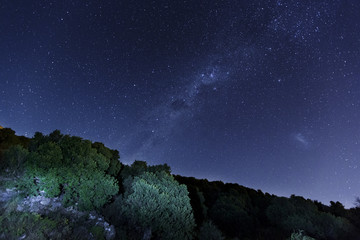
0, 177, 116, 240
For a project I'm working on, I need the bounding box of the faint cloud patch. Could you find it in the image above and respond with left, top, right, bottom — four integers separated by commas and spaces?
292, 132, 311, 149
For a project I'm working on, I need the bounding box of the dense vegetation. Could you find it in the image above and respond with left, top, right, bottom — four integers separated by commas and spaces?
1, 127, 360, 239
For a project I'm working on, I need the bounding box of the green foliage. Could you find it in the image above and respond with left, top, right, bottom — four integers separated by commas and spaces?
174, 175, 360, 240
28, 131, 115, 172
147, 163, 171, 175
0, 128, 30, 153
58, 135, 110, 171
0, 196, 107, 240
2, 145, 29, 175
28, 142, 63, 169
185, 186, 208, 227
62, 168, 118, 211
209, 193, 253, 238
17, 172, 40, 196
29, 131, 46, 151
38, 168, 63, 197
348, 206, 360, 231
198, 220, 224, 240
19, 166, 118, 211
12, 130, 120, 211
92, 142, 122, 177
121, 160, 171, 181
175, 175, 276, 239
0, 128, 30, 172
0, 209, 61, 240
329, 201, 346, 218
120, 160, 148, 180
90, 226, 105, 240
2, 128, 360, 240
0, 128, 18, 146
115, 171, 195, 239
48, 129, 62, 143
290, 230, 316, 240
266, 195, 356, 240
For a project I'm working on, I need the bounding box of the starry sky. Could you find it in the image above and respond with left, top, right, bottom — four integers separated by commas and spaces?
1, 0, 360, 207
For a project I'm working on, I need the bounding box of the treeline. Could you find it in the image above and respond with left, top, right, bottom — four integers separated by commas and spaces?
1, 128, 360, 239
175, 175, 360, 239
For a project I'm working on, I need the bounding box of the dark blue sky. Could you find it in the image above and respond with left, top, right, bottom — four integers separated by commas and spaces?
1, 0, 360, 207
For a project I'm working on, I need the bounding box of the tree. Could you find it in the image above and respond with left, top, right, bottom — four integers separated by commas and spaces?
209, 194, 253, 238
120, 160, 148, 180
0, 128, 30, 164
19, 165, 118, 211
266, 196, 357, 240
61, 168, 118, 210
2, 145, 29, 175
18, 131, 119, 211
92, 142, 122, 177
329, 201, 346, 218
48, 129, 62, 143
198, 220, 224, 240
28, 142, 63, 169
290, 230, 316, 240
0, 128, 18, 148
120, 171, 195, 239
355, 197, 360, 208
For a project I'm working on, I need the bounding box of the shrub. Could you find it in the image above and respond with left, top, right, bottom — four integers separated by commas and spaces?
90, 226, 105, 240
115, 171, 195, 239
19, 166, 118, 211
2, 145, 29, 176
290, 230, 316, 240
14, 131, 120, 211
198, 220, 224, 240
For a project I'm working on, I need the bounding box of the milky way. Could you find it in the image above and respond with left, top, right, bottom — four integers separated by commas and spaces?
1, 0, 360, 207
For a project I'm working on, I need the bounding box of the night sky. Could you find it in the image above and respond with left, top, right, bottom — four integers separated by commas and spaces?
1, 0, 360, 207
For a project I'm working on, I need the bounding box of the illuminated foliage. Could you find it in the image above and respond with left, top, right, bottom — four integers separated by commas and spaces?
16, 130, 119, 211
2, 128, 360, 239
92, 142, 122, 177
120, 171, 195, 239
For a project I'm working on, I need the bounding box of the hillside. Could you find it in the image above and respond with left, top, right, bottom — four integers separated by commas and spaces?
1, 128, 360, 240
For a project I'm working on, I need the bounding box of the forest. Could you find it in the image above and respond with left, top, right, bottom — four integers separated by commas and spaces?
1, 127, 360, 240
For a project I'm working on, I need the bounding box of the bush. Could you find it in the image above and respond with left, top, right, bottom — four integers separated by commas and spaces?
266, 196, 356, 240
61, 168, 118, 210
209, 194, 253, 238
13, 131, 120, 211
0, 210, 60, 240
290, 230, 316, 240
90, 226, 105, 240
19, 166, 118, 211
114, 171, 195, 239
2, 145, 29, 176
198, 220, 224, 240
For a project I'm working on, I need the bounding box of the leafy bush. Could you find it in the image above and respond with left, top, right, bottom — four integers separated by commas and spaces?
0, 128, 30, 165
209, 193, 254, 238
13, 130, 120, 211
18, 166, 118, 211
61, 168, 118, 210
0, 196, 107, 240
2, 145, 29, 176
92, 142, 122, 177
266, 196, 356, 240
109, 171, 195, 239
0, 208, 67, 240
198, 220, 224, 240
290, 230, 316, 240
90, 225, 105, 240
